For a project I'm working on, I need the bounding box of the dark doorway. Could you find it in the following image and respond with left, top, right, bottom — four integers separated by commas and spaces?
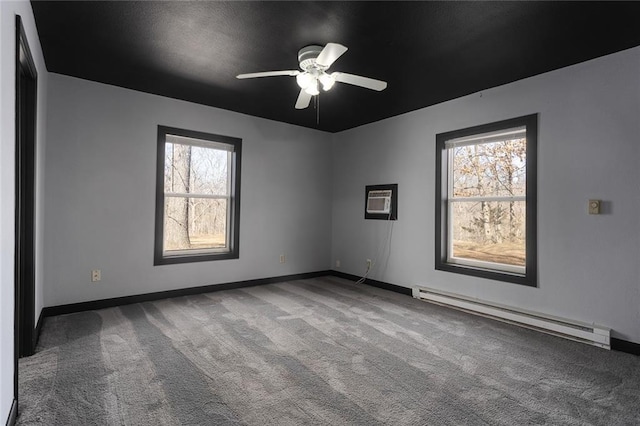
15, 14, 38, 369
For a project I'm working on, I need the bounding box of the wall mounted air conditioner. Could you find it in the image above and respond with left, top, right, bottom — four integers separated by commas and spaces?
365, 184, 398, 220
367, 190, 392, 214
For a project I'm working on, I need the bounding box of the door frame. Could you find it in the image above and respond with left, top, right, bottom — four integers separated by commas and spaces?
14, 13, 38, 405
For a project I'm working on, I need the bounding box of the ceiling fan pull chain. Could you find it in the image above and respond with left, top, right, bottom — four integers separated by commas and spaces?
316, 95, 320, 125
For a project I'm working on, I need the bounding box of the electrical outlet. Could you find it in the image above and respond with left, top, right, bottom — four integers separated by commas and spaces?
366, 259, 372, 269
335, 260, 341, 268
279, 254, 286, 264
91, 269, 101, 282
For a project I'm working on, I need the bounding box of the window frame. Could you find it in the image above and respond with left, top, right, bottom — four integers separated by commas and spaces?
154, 125, 241, 265
435, 114, 537, 286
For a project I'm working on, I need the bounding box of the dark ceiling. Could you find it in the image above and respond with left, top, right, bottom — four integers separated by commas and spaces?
31, 1, 640, 133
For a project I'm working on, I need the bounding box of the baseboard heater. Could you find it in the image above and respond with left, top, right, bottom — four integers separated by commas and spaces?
412, 286, 610, 349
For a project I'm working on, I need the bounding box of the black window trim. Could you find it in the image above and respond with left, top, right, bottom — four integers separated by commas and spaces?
154, 125, 241, 265
435, 114, 538, 287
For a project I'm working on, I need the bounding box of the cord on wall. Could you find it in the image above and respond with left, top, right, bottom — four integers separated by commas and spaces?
357, 212, 395, 284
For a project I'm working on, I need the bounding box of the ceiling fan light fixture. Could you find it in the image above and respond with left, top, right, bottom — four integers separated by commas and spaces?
304, 79, 320, 96
319, 73, 335, 91
296, 72, 313, 89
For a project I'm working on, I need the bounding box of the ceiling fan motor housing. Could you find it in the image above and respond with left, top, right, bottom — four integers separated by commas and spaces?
298, 45, 326, 71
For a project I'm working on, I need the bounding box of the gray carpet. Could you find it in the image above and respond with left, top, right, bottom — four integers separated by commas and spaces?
18, 276, 640, 425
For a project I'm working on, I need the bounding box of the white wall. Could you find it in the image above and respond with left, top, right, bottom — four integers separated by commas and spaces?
331, 47, 640, 343
0, 0, 48, 422
44, 74, 332, 307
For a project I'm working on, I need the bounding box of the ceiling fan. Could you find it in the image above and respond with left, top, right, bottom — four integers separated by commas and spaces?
236, 43, 387, 109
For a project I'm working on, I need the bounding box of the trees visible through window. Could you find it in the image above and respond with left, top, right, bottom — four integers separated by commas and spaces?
155, 126, 241, 265
436, 115, 537, 286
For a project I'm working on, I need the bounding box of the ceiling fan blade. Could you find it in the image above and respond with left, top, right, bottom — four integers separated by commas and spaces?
315, 43, 348, 68
295, 89, 312, 109
332, 72, 387, 91
236, 70, 299, 79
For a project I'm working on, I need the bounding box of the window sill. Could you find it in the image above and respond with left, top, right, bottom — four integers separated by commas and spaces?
154, 251, 239, 265
435, 261, 536, 287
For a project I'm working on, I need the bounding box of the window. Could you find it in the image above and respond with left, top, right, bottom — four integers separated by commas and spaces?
435, 114, 537, 286
154, 126, 241, 265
